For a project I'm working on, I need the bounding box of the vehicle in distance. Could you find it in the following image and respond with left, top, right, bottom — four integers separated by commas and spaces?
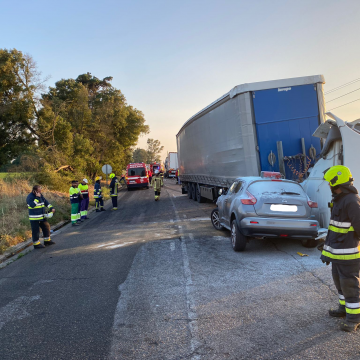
165, 152, 178, 178
125, 163, 149, 190
211, 172, 319, 251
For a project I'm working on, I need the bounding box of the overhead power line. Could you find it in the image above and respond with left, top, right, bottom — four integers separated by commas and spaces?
325, 78, 360, 95
327, 98, 360, 111
327, 87, 360, 102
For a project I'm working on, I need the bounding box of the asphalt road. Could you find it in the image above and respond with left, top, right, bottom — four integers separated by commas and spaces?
1, 179, 360, 360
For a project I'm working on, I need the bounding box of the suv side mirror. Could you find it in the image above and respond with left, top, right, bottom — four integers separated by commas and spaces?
218, 189, 223, 196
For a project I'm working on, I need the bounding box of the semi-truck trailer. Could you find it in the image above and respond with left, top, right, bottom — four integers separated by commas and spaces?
165, 152, 178, 178
176, 75, 326, 202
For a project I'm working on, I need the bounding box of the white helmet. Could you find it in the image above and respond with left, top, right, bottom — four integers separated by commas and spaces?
154, 170, 159, 174
45, 212, 53, 219
82, 178, 88, 183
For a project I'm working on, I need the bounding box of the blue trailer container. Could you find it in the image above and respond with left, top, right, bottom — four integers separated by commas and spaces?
177, 75, 326, 199
253, 83, 322, 179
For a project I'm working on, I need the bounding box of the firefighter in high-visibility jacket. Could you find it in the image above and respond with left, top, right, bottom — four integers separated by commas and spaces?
78, 178, 89, 220
94, 176, 106, 212
109, 173, 119, 211
151, 170, 163, 201
321, 165, 360, 332
26, 185, 56, 248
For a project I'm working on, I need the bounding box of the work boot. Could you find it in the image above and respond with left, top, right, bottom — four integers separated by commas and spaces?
329, 308, 346, 317
101, 208, 106, 211
44, 240, 56, 246
72, 223, 80, 226
340, 320, 360, 332
85, 217, 89, 219
111, 208, 118, 211
33, 243, 45, 249
96, 209, 100, 212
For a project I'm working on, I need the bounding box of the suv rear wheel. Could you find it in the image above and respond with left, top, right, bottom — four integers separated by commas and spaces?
211, 208, 224, 230
301, 239, 318, 248
231, 220, 247, 252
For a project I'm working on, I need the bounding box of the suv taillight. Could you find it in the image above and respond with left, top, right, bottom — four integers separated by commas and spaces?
308, 200, 318, 208
241, 191, 257, 205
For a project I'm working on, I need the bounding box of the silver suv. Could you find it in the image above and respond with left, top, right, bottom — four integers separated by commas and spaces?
211, 175, 319, 251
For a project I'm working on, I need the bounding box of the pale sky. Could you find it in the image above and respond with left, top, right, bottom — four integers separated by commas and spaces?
1, 0, 359, 161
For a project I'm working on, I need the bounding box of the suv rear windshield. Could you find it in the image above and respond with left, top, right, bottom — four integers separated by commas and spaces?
128, 168, 146, 177
247, 181, 305, 196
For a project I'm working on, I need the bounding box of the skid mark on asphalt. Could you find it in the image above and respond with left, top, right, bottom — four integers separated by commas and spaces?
0, 295, 40, 331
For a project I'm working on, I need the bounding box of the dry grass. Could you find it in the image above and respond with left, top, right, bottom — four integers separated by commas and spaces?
0, 179, 71, 255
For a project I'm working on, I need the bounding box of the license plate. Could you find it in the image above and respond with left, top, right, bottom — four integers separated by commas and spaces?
130, 181, 136, 184
270, 204, 298, 212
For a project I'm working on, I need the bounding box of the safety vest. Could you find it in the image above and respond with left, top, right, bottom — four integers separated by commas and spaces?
94, 182, 102, 198
151, 176, 163, 191
78, 184, 89, 199
26, 192, 53, 221
110, 177, 118, 197
321, 191, 360, 263
69, 187, 80, 204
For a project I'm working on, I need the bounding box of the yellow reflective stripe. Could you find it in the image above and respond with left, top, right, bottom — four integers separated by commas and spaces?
346, 308, 360, 314
29, 217, 44, 220
328, 225, 355, 234
339, 299, 346, 305
322, 250, 360, 261
33, 241, 41, 245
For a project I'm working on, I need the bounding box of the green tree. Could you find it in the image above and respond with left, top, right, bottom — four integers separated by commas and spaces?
133, 148, 148, 163
0, 49, 46, 166
146, 138, 164, 163
39, 73, 149, 178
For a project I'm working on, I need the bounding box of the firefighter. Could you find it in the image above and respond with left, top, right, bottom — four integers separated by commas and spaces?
69, 180, 82, 226
151, 169, 163, 201
321, 165, 360, 332
79, 178, 89, 220
94, 176, 106, 212
109, 173, 119, 211
26, 185, 56, 248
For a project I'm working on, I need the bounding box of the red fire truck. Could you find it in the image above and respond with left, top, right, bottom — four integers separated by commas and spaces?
125, 163, 149, 190
150, 162, 161, 174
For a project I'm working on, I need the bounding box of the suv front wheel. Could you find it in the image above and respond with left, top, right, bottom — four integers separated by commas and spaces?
211, 208, 224, 230
231, 220, 247, 252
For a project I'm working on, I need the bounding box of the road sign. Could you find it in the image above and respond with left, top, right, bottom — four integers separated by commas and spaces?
102, 164, 112, 175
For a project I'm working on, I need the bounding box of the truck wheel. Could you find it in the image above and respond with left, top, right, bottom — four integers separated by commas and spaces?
196, 184, 205, 203
187, 184, 193, 199
191, 183, 197, 201
231, 220, 247, 252
301, 239, 318, 248
211, 208, 224, 230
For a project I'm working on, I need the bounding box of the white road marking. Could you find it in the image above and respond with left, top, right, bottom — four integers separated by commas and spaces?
189, 217, 210, 222
106, 242, 133, 249
181, 234, 201, 360
170, 242, 175, 251
0, 295, 40, 331
97, 242, 116, 248
168, 189, 201, 359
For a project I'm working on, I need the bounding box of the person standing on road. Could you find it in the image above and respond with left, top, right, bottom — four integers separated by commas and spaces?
109, 173, 118, 211
151, 170, 163, 201
94, 176, 106, 212
69, 180, 82, 226
26, 185, 56, 249
321, 165, 360, 332
78, 178, 90, 220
